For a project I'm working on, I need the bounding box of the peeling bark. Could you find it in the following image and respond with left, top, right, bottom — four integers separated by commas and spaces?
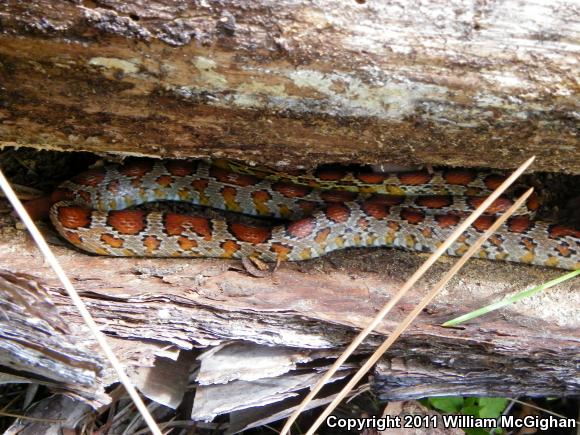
0, 228, 578, 403
0, 0, 578, 172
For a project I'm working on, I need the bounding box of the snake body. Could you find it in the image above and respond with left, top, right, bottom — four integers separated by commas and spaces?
49, 160, 579, 270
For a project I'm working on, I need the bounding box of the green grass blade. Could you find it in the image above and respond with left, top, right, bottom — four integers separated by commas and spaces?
442, 269, 580, 327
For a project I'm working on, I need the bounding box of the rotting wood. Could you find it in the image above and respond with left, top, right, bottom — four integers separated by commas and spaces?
0, 0, 579, 172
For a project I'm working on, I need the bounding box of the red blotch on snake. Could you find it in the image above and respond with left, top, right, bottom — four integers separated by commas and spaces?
107, 210, 146, 235
164, 214, 212, 239
467, 196, 513, 213
365, 195, 405, 206
165, 160, 196, 176
326, 203, 350, 223
436, 214, 461, 228
209, 166, 259, 187
315, 168, 347, 181
356, 172, 387, 184
443, 170, 476, 185
362, 202, 391, 219
483, 174, 506, 190
287, 217, 316, 238
119, 161, 154, 178
57, 206, 92, 229
548, 225, 580, 239
399, 171, 432, 185
400, 208, 425, 224
472, 216, 494, 232
272, 182, 312, 198
417, 196, 453, 209
71, 169, 105, 187
507, 217, 532, 233
229, 223, 271, 244
320, 190, 357, 202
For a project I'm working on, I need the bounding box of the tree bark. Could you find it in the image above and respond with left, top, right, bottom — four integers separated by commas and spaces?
0, 0, 578, 172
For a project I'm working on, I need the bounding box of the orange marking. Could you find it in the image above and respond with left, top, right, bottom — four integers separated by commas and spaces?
165, 160, 195, 176
119, 161, 154, 177
400, 208, 425, 224
287, 217, 316, 238
64, 230, 82, 245
143, 235, 161, 253
488, 235, 504, 247
548, 225, 580, 239
416, 196, 453, 209
220, 240, 241, 257
178, 236, 198, 251
156, 175, 174, 188
507, 216, 532, 233
57, 206, 92, 229
362, 202, 390, 219
319, 190, 357, 202
209, 166, 259, 187
191, 179, 209, 199
71, 169, 105, 187
556, 245, 571, 257
164, 214, 212, 239
251, 190, 272, 215
229, 223, 271, 244
270, 243, 292, 261
398, 171, 432, 185
100, 233, 124, 248
326, 204, 350, 223
472, 216, 494, 232
272, 182, 312, 198
521, 237, 536, 252
252, 189, 271, 203
314, 227, 331, 244
435, 214, 460, 228
221, 186, 241, 211
483, 174, 506, 190
356, 172, 387, 184
107, 210, 146, 235
443, 170, 476, 185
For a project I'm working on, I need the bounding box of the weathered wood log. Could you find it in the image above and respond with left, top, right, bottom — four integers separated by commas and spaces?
0, 0, 579, 172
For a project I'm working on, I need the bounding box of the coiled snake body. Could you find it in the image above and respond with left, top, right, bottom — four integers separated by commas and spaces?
49, 160, 579, 270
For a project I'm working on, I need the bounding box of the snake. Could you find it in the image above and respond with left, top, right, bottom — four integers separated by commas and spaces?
48, 159, 579, 270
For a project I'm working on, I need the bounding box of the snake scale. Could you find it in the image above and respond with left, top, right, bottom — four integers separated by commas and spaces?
49, 159, 579, 270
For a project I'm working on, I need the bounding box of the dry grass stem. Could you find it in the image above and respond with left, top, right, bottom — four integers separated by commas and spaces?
0, 169, 163, 435
305, 188, 534, 434
280, 156, 536, 435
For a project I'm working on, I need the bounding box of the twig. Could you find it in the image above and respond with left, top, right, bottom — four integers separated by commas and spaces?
0, 169, 163, 435
280, 156, 535, 435
305, 187, 534, 434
